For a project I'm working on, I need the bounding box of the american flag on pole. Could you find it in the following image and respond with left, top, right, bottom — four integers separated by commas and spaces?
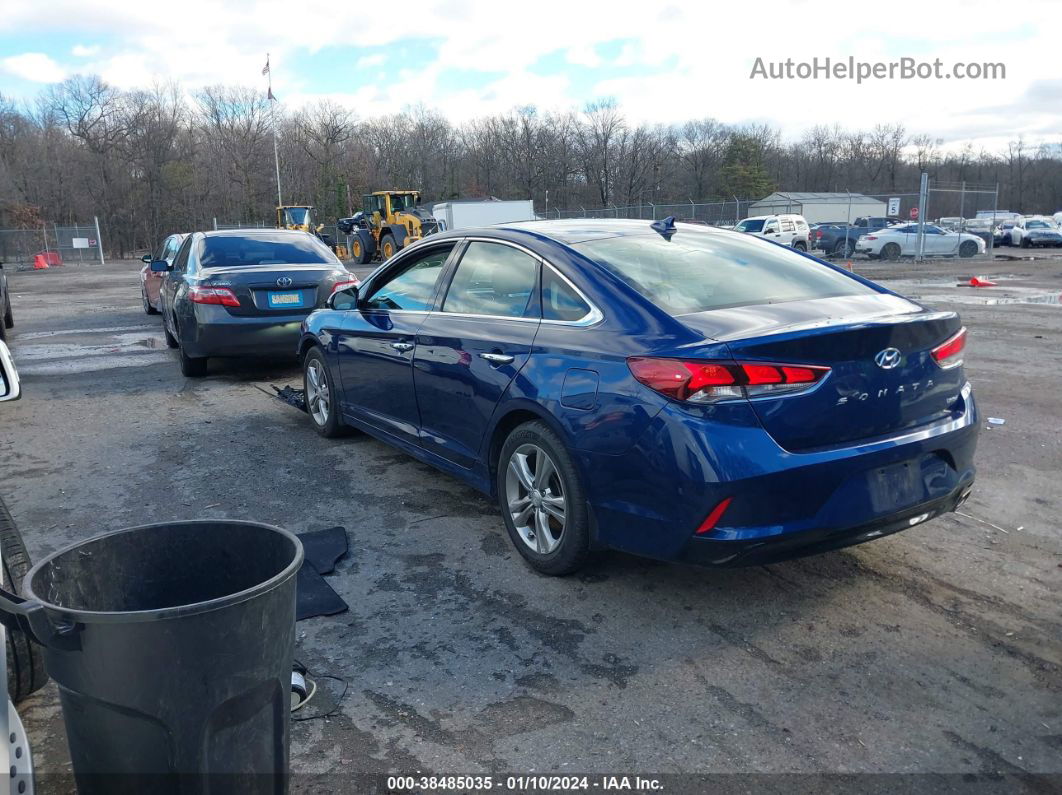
262, 55, 270, 76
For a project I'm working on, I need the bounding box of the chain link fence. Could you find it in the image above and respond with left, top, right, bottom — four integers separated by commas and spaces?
0, 219, 105, 270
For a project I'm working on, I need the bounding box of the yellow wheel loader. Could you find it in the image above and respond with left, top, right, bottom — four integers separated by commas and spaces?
336, 190, 439, 264
276, 205, 346, 256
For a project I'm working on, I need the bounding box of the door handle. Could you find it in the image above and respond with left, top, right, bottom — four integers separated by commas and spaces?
390, 342, 414, 353
479, 352, 514, 365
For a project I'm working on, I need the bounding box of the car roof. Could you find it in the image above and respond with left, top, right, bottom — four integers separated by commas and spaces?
454, 218, 736, 245
199, 228, 313, 238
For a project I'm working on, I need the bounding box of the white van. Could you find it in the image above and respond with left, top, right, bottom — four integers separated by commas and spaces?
734, 214, 810, 250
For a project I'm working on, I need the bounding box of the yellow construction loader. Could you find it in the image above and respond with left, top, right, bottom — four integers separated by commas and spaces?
336, 190, 439, 264
276, 206, 348, 258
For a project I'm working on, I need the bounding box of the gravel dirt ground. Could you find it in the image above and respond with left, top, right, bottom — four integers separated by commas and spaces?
0, 252, 1059, 793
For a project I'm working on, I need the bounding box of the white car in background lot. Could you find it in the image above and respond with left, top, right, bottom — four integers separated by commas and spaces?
856, 223, 986, 259
734, 214, 810, 250
1008, 216, 1062, 247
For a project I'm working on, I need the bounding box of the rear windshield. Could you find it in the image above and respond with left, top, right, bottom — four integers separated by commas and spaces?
573, 229, 878, 315
198, 233, 337, 267
735, 219, 765, 233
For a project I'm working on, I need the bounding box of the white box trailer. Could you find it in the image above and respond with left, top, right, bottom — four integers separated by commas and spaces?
431, 200, 536, 231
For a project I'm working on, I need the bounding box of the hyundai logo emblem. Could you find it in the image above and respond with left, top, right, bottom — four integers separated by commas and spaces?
874, 347, 902, 369
276, 277, 293, 288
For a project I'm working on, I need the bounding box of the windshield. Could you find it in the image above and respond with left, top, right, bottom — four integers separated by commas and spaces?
573, 229, 877, 315
282, 207, 311, 226
735, 219, 765, 233
199, 233, 338, 267
390, 194, 417, 213
1026, 220, 1050, 229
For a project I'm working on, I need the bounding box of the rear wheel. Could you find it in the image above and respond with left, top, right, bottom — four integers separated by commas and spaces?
792, 240, 807, 251
1020, 237, 1031, 249
959, 240, 978, 258
177, 327, 207, 377
3, 294, 12, 328
163, 315, 179, 348
1, 495, 48, 703
351, 236, 370, 265
497, 421, 590, 576
304, 347, 345, 438
834, 239, 854, 258
142, 286, 159, 315
882, 242, 902, 261
380, 233, 397, 260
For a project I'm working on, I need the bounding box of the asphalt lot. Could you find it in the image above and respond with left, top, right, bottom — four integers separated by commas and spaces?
1, 253, 1060, 793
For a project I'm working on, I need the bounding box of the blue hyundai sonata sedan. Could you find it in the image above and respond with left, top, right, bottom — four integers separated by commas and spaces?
298, 219, 977, 575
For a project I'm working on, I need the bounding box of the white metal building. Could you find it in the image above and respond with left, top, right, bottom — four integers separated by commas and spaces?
747, 192, 887, 225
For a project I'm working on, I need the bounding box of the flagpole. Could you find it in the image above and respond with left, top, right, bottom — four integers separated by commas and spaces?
266, 53, 282, 208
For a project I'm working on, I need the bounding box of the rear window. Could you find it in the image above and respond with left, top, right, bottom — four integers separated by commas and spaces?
735, 219, 765, 233
573, 229, 878, 315
198, 233, 337, 267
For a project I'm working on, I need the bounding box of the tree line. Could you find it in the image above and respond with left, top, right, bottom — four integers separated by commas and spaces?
1, 75, 1060, 256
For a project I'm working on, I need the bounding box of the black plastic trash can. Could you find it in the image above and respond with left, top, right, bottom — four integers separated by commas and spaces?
0, 520, 303, 794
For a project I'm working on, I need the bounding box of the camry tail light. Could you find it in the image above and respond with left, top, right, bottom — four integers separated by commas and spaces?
188, 286, 240, 307
627, 358, 830, 403
331, 279, 360, 293
931, 327, 966, 369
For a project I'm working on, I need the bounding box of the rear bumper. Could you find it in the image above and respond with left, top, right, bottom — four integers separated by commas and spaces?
579, 384, 978, 566
183, 306, 308, 358
678, 481, 972, 567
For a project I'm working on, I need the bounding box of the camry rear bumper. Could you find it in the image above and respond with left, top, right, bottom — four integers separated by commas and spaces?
183, 306, 309, 358
678, 480, 973, 567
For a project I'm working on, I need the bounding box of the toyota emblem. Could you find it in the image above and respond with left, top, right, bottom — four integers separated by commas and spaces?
874, 348, 902, 369
276, 277, 293, 288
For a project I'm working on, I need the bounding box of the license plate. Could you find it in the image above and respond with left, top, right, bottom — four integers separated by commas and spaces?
868, 461, 921, 513
268, 291, 303, 308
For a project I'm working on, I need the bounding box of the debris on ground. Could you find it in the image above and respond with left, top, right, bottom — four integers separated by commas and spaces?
987, 417, 1006, 425
273, 385, 307, 413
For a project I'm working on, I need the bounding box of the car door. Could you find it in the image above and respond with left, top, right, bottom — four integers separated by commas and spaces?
779, 218, 796, 246
147, 236, 178, 306
922, 225, 952, 254
160, 235, 193, 328
413, 239, 542, 468
335, 242, 456, 446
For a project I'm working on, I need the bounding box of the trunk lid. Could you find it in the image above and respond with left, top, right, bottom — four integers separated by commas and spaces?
678, 294, 966, 451
200, 264, 344, 317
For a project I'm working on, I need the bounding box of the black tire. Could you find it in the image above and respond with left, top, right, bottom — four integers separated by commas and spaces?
303, 347, 345, 438
142, 286, 159, 315
380, 233, 397, 261
163, 316, 179, 348
1, 495, 48, 703
882, 242, 902, 261
3, 295, 12, 329
792, 240, 807, 252
351, 236, 370, 265
959, 240, 978, 258
834, 239, 854, 258
177, 328, 207, 377
1020, 237, 1030, 249
496, 421, 590, 576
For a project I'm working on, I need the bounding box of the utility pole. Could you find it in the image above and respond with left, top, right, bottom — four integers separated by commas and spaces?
264, 54, 282, 208
915, 172, 929, 262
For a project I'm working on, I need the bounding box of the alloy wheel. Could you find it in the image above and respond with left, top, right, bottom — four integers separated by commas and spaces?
505, 443, 566, 555
305, 359, 330, 426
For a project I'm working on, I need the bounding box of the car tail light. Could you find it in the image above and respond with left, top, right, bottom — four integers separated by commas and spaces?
695, 497, 733, 535
865, 235, 878, 240
931, 327, 966, 369
627, 358, 830, 403
188, 286, 240, 307
331, 279, 360, 293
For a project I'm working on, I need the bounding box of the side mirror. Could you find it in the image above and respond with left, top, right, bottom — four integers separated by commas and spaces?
150, 260, 171, 273
328, 284, 359, 311
0, 341, 21, 402
142, 253, 152, 263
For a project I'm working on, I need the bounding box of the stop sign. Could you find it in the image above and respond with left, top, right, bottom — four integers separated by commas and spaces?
909, 207, 919, 220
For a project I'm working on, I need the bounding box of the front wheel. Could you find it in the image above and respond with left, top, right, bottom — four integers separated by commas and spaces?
380, 234, 397, 261
882, 242, 902, 261
959, 240, 978, 258
3, 295, 12, 329
163, 315, 179, 348
303, 347, 345, 438
497, 421, 590, 576
1, 496, 48, 703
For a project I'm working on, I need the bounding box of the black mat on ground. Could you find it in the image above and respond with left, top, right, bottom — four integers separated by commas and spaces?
296, 526, 349, 620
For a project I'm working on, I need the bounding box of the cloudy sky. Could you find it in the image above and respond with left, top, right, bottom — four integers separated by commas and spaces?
1, 0, 1058, 150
